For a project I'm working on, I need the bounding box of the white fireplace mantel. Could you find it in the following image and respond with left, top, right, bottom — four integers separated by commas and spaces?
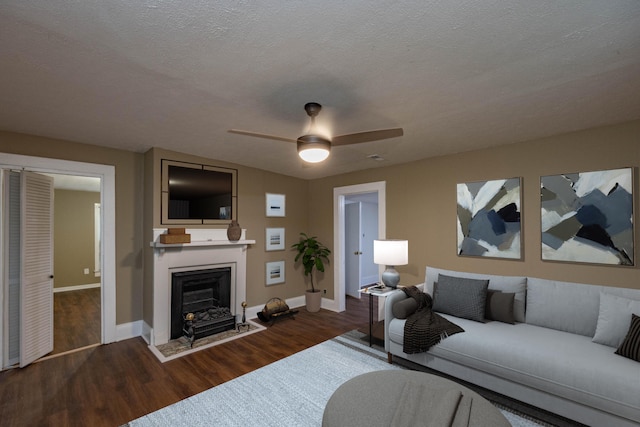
151, 239, 255, 249
150, 228, 255, 346
150, 228, 255, 249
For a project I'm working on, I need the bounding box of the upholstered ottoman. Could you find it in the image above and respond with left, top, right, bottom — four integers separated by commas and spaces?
322, 370, 510, 427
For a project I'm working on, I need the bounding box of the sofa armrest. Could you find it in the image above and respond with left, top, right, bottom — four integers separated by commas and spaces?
384, 289, 409, 352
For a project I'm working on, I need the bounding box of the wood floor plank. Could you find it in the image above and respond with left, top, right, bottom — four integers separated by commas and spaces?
0, 296, 369, 427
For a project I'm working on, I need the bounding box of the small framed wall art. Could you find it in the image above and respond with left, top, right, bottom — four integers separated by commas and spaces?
457, 177, 522, 259
266, 193, 286, 217
540, 167, 633, 265
266, 261, 285, 285
266, 227, 285, 251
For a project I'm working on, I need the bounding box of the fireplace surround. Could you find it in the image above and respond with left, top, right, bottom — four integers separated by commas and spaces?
150, 228, 255, 346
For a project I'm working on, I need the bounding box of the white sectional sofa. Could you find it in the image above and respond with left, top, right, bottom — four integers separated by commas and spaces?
384, 266, 640, 427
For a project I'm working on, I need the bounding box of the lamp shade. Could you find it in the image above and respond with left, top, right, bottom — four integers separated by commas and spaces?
374, 239, 408, 266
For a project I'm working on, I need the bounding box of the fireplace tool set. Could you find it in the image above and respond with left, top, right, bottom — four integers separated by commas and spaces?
237, 301, 250, 332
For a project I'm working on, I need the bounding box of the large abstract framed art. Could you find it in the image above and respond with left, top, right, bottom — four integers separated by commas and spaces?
541, 167, 634, 266
457, 178, 522, 259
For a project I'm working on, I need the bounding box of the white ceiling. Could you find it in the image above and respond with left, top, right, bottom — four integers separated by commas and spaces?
1, 1, 639, 180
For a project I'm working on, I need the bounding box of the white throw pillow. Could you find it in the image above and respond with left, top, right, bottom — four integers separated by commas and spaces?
592, 292, 640, 348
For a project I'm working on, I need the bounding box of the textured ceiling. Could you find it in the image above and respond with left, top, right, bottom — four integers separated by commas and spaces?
1, 1, 639, 179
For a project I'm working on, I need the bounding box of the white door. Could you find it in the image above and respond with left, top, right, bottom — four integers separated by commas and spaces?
19, 171, 54, 367
345, 202, 361, 298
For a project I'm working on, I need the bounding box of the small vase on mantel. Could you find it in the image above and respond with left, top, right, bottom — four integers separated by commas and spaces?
227, 220, 241, 241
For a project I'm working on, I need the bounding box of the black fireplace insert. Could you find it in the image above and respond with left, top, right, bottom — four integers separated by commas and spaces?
170, 267, 236, 340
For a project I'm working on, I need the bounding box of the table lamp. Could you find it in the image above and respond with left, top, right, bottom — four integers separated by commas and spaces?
374, 239, 408, 288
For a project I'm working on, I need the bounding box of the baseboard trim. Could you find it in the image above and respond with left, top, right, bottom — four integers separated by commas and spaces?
122, 294, 336, 345
116, 320, 143, 342
141, 321, 152, 345
53, 283, 101, 293
249, 295, 341, 315
320, 296, 340, 312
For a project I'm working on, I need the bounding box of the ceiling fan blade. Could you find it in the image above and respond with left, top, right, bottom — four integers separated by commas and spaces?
228, 129, 297, 143
332, 128, 404, 146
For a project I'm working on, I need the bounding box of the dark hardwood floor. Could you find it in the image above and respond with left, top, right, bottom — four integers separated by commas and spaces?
0, 296, 370, 427
53, 288, 101, 355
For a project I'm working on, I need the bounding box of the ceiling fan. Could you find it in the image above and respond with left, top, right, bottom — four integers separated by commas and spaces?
228, 102, 403, 163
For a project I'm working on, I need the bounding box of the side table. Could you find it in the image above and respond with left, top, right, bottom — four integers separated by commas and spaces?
358, 285, 395, 346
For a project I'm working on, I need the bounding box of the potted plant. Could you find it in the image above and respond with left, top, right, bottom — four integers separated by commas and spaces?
292, 232, 331, 312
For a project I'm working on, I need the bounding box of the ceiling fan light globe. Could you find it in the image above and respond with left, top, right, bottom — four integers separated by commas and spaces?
297, 134, 331, 163
299, 147, 330, 163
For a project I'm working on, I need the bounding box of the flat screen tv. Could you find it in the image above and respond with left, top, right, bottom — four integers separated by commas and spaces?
161, 160, 237, 225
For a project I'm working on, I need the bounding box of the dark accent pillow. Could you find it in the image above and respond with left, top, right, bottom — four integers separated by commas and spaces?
433, 274, 489, 322
392, 297, 419, 319
485, 290, 516, 324
615, 313, 640, 362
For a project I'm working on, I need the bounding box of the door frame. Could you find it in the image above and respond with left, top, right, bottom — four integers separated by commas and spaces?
0, 153, 116, 367
332, 181, 386, 312
344, 202, 361, 299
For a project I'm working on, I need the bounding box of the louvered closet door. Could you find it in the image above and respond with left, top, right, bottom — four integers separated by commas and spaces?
20, 171, 54, 367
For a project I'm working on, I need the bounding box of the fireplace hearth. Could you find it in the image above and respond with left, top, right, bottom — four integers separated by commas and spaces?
171, 267, 236, 341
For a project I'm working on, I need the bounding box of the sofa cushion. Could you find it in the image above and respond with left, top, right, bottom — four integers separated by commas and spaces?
425, 267, 526, 322
615, 314, 640, 362
485, 290, 515, 324
392, 297, 418, 319
433, 274, 488, 322
387, 314, 640, 423
526, 278, 602, 336
593, 293, 640, 348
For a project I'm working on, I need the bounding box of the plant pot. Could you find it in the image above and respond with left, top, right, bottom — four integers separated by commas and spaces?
305, 290, 322, 312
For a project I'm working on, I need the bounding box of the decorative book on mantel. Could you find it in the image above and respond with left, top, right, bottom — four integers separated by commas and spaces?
159, 228, 191, 244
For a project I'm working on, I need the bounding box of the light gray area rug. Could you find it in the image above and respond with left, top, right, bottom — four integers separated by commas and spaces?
126, 335, 548, 427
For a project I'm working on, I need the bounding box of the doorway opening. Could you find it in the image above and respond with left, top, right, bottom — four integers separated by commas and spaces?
46, 173, 102, 356
333, 181, 386, 313
345, 192, 379, 299
0, 153, 116, 369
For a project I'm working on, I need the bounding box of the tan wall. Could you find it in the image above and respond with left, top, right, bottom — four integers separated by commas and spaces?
53, 189, 100, 288
143, 148, 309, 327
0, 131, 144, 324
311, 120, 640, 294
3, 119, 639, 328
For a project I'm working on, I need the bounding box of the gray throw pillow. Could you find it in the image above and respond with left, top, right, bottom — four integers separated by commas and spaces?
485, 290, 516, 324
392, 298, 419, 319
433, 274, 489, 322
